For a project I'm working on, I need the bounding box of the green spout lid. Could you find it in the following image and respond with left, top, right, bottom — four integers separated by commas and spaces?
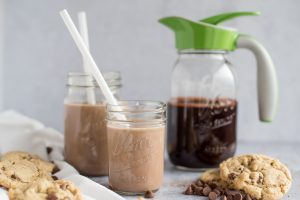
159, 11, 260, 51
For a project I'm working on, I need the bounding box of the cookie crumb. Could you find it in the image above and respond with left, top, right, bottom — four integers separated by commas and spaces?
144, 190, 154, 198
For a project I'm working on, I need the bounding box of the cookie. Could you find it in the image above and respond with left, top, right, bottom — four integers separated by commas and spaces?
9, 178, 83, 200
1, 151, 55, 174
220, 154, 292, 200
200, 168, 227, 187
0, 160, 52, 189
9, 179, 82, 200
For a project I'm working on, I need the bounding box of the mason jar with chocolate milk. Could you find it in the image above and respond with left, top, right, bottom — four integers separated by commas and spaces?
64, 72, 121, 176
106, 101, 166, 195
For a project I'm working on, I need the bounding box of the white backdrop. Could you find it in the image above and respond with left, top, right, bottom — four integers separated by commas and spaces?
1, 0, 299, 142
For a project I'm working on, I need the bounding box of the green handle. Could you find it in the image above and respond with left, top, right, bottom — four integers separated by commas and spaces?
200, 11, 260, 25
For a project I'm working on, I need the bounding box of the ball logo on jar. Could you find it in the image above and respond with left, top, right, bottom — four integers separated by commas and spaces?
111, 134, 162, 172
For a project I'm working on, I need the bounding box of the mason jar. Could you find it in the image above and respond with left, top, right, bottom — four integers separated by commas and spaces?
64, 71, 121, 176
106, 101, 166, 195
167, 50, 237, 170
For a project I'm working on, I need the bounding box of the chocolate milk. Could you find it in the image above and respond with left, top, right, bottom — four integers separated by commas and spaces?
167, 97, 237, 169
64, 103, 108, 176
107, 125, 165, 193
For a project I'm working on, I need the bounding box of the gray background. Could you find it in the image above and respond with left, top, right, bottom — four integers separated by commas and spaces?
1, 0, 299, 142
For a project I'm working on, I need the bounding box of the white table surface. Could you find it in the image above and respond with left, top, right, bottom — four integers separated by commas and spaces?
92, 141, 300, 200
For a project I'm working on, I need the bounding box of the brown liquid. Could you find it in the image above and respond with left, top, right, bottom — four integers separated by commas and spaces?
64, 103, 108, 176
167, 97, 237, 169
107, 125, 165, 193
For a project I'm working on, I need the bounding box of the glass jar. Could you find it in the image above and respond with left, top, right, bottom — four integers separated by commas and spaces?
106, 101, 166, 195
64, 72, 121, 176
167, 50, 237, 170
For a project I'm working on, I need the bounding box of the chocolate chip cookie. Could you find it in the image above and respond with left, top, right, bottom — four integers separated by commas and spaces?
200, 168, 227, 187
1, 151, 55, 174
0, 160, 52, 189
8, 178, 83, 200
220, 154, 292, 200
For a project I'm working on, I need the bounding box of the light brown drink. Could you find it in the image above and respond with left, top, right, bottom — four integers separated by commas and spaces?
107, 125, 165, 193
64, 103, 108, 176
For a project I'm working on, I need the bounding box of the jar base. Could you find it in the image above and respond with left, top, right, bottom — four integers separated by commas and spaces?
113, 189, 159, 196
175, 165, 216, 172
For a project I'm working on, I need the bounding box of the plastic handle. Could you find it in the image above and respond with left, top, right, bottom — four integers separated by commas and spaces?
237, 35, 278, 122
200, 11, 260, 25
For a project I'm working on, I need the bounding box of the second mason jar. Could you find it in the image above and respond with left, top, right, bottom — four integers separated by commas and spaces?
64, 72, 121, 176
106, 101, 166, 195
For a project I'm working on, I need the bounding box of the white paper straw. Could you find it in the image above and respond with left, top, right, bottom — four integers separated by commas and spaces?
60, 9, 118, 106
78, 11, 96, 105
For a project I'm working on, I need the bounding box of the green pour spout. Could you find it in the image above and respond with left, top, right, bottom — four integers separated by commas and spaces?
159, 11, 260, 51
200, 11, 260, 25
159, 11, 278, 122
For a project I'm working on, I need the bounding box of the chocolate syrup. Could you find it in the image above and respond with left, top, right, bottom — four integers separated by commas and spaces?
167, 97, 237, 169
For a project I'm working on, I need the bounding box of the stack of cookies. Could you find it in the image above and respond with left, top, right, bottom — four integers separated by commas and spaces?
185, 154, 292, 200
0, 151, 83, 200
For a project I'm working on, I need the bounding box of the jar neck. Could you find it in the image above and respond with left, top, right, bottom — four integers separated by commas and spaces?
178, 49, 228, 61
178, 49, 228, 55
67, 72, 122, 89
106, 101, 166, 127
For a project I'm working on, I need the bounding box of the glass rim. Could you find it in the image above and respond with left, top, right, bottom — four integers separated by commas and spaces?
106, 100, 166, 114
68, 71, 121, 77
67, 71, 122, 88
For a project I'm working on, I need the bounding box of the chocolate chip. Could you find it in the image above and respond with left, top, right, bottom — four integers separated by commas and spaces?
46, 147, 53, 154
228, 173, 237, 180
52, 165, 60, 174
208, 191, 218, 200
108, 185, 114, 190
51, 175, 58, 180
184, 186, 193, 195
144, 190, 154, 198
209, 182, 218, 189
47, 193, 58, 200
11, 174, 17, 179
243, 194, 252, 200
234, 193, 243, 200
190, 183, 197, 190
194, 187, 203, 195
202, 186, 212, 196
257, 176, 263, 184
213, 188, 221, 196
227, 195, 233, 200
220, 195, 227, 200
225, 189, 232, 196
196, 180, 203, 187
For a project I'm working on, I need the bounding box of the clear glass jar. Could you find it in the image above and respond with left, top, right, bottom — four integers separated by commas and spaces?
64, 72, 121, 176
167, 50, 237, 170
106, 101, 166, 195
